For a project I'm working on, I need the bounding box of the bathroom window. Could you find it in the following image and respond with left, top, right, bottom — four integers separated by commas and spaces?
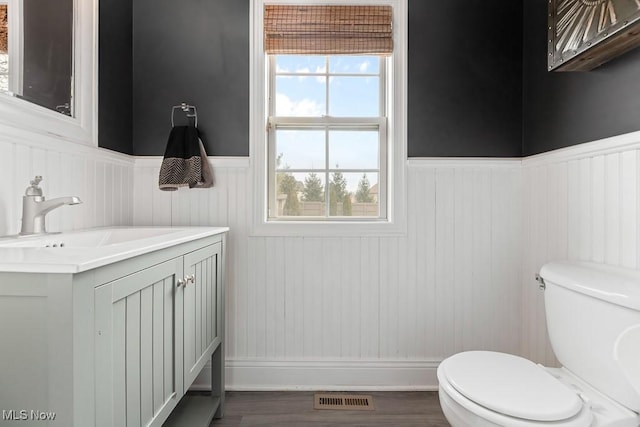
267, 55, 387, 219
252, 0, 407, 234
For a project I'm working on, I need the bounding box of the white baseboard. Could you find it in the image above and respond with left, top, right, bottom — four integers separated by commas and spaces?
190, 359, 442, 392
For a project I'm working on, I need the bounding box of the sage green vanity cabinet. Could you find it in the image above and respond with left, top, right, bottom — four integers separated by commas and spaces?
94, 257, 184, 427
0, 230, 226, 427
182, 243, 223, 393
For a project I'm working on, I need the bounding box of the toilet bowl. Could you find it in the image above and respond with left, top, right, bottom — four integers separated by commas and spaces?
437, 351, 639, 427
437, 262, 640, 427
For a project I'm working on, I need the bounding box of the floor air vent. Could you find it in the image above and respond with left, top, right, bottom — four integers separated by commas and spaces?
314, 394, 375, 411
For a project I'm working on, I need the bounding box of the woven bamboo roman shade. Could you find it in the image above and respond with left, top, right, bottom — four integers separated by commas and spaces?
264, 5, 392, 55
0, 5, 7, 54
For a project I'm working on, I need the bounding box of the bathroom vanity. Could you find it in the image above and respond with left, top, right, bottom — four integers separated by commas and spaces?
0, 227, 228, 427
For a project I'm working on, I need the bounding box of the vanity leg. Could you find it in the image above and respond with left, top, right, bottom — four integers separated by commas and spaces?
212, 343, 225, 419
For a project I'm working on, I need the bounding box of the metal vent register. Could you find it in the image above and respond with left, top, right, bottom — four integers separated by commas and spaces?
314, 394, 375, 411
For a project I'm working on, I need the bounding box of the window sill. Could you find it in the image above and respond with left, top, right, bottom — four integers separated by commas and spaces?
250, 218, 406, 237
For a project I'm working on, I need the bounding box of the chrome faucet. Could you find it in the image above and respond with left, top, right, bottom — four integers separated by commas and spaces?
19, 176, 82, 235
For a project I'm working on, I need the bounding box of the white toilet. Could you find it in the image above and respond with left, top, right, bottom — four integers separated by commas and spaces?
437, 261, 640, 426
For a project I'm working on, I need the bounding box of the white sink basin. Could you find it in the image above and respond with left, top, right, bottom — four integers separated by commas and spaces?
0, 226, 229, 273
0, 227, 183, 248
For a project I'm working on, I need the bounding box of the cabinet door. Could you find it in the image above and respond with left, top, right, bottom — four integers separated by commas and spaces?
95, 257, 184, 427
182, 242, 222, 391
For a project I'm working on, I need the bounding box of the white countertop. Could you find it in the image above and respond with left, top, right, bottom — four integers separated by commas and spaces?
0, 226, 229, 274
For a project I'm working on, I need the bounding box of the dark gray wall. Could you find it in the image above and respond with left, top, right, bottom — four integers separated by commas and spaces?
522, 0, 640, 156
97, 0, 640, 157
407, 0, 523, 157
132, 0, 249, 156
22, 0, 72, 112
99, 0, 133, 155
102, 0, 522, 157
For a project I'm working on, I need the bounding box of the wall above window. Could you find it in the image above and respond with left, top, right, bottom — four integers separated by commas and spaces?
96, 0, 640, 159
97, 0, 525, 159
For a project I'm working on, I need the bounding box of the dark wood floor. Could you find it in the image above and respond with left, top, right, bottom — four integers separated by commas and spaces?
210, 391, 451, 426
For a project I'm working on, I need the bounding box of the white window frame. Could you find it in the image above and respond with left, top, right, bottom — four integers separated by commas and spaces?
250, 0, 407, 236
267, 55, 388, 221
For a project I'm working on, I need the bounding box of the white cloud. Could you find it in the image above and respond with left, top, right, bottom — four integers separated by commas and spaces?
359, 61, 370, 73
276, 64, 294, 80
294, 67, 310, 82
276, 93, 324, 116
315, 65, 327, 83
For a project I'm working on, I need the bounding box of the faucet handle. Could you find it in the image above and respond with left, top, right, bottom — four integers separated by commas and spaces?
25, 176, 43, 197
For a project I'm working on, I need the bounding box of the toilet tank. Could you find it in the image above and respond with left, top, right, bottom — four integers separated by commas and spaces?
540, 261, 640, 412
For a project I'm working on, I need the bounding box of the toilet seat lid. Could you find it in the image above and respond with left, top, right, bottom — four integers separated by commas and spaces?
441, 351, 584, 422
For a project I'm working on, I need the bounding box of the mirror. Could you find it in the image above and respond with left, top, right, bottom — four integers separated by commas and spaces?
0, 0, 73, 116
0, 0, 95, 146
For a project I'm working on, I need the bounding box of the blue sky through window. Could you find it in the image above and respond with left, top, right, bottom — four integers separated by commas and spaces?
274, 55, 382, 194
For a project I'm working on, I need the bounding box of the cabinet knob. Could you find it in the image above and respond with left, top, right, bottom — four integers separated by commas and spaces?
186, 274, 195, 284
176, 279, 186, 288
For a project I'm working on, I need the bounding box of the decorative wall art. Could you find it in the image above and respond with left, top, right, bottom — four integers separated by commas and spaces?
548, 0, 640, 71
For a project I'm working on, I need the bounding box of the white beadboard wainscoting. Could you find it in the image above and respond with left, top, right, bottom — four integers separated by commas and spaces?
0, 133, 134, 236
521, 130, 640, 367
4, 127, 638, 391
133, 157, 523, 390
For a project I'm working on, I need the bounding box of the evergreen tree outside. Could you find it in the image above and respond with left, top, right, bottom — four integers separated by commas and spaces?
284, 190, 301, 216
355, 173, 374, 203
331, 169, 347, 203
302, 173, 324, 201
277, 153, 297, 197
342, 192, 352, 216
276, 153, 287, 192
278, 162, 301, 215
279, 173, 297, 195
329, 184, 338, 216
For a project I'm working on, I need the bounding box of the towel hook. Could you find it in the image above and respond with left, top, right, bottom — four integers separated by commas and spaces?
171, 102, 198, 128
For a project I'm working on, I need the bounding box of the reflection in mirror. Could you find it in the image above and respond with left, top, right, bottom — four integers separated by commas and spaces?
0, 0, 73, 116
0, 4, 8, 92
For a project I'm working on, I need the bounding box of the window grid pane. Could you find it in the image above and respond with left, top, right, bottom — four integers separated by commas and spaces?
275, 55, 381, 118
272, 126, 380, 219
269, 55, 386, 220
